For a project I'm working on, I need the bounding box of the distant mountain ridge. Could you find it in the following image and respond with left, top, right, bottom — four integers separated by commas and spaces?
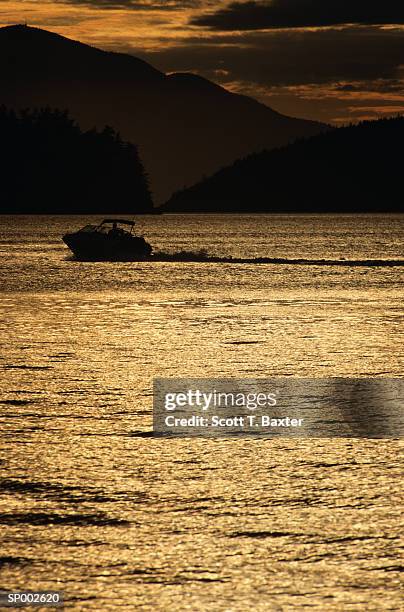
163, 117, 404, 213
0, 24, 326, 204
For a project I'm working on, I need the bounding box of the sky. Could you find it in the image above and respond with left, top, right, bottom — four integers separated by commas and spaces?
1, 0, 404, 124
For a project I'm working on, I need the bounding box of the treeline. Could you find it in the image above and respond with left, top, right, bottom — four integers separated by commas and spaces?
164, 116, 404, 213
0, 107, 154, 213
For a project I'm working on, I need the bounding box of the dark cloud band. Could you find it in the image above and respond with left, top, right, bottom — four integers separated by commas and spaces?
56, 0, 202, 10
138, 27, 404, 88
192, 0, 404, 30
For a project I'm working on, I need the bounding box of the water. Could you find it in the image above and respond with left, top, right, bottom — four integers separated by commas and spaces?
0, 214, 403, 610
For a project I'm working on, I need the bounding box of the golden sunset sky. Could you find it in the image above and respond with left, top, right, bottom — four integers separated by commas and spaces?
1, 0, 404, 123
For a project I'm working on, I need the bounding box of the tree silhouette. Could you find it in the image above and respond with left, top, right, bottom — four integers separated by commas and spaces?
0, 106, 154, 213
164, 116, 404, 213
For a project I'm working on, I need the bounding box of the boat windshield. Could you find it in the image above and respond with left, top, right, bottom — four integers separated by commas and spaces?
78, 225, 97, 233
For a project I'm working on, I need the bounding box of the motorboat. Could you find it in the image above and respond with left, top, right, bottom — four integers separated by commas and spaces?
63, 218, 153, 261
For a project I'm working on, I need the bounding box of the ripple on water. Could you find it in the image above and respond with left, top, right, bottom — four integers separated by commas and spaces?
0, 512, 130, 527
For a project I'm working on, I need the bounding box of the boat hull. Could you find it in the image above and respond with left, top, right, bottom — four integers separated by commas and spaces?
63, 232, 153, 261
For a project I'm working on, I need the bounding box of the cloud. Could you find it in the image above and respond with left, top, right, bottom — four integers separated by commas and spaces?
131, 26, 404, 123
138, 27, 404, 87
55, 0, 204, 10
192, 0, 404, 31
220, 78, 404, 124
335, 79, 404, 94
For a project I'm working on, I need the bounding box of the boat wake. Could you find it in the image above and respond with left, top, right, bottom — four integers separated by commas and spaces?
66, 249, 404, 267
152, 251, 404, 267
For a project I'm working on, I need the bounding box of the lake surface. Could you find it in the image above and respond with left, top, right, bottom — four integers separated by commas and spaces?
0, 215, 403, 610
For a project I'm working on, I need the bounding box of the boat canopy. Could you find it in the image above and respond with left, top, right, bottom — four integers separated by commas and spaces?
100, 219, 136, 226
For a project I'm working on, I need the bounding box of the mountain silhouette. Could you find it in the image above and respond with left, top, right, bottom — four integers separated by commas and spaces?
0, 24, 326, 203
163, 116, 404, 213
